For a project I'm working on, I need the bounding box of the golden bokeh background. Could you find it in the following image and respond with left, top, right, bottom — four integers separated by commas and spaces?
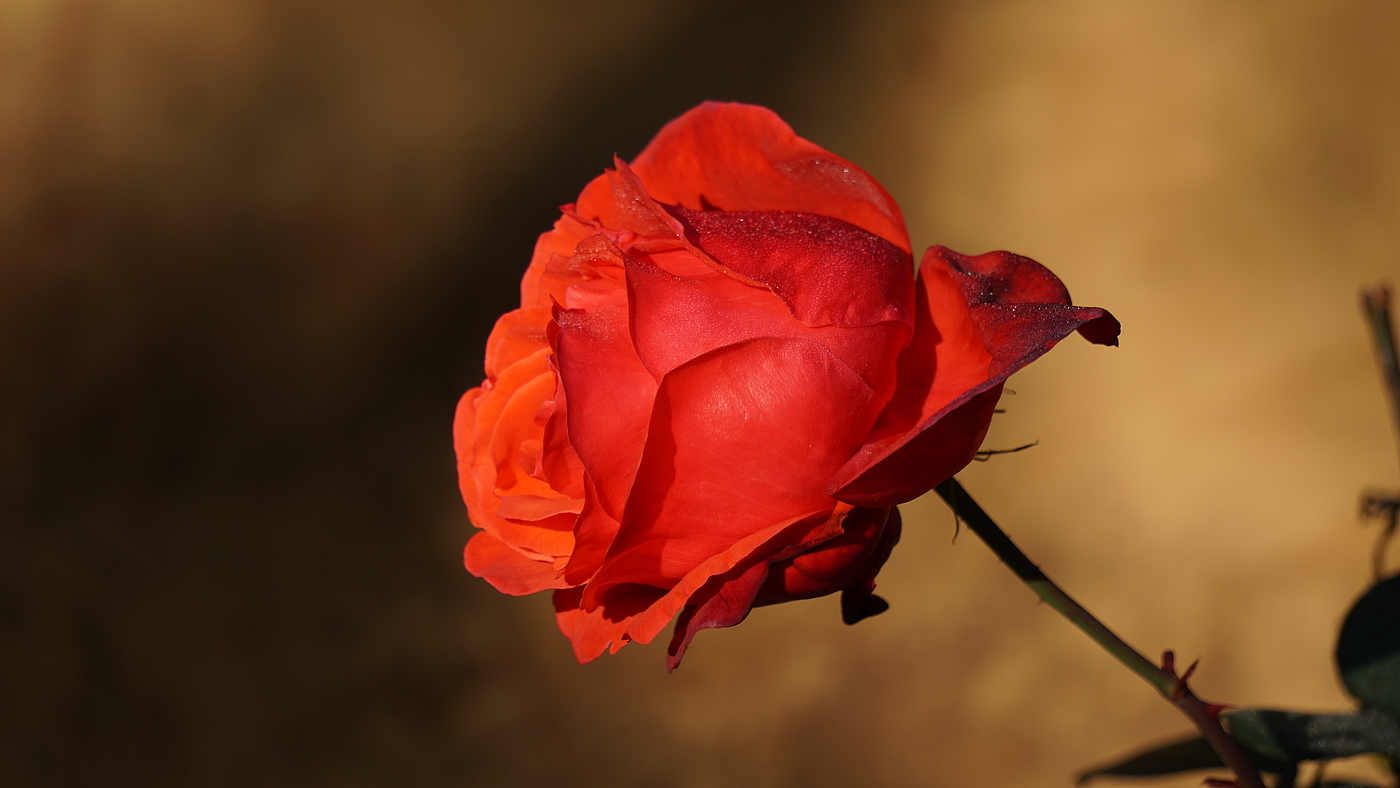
4, 1, 1399, 786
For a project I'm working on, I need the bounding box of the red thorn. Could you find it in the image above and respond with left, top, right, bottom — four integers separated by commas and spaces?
1162, 649, 1176, 674
1180, 658, 1199, 683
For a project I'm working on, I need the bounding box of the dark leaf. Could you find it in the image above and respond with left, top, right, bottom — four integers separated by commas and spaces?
1077, 734, 1294, 784
1336, 574, 1400, 720
1223, 709, 1400, 762
1078, 736, 1225, 783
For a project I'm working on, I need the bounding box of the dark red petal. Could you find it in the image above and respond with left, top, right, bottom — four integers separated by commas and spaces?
583, 336, 881, 599
830, 247, 1119, 507
837, 506, 902, 624
620, 505, 847, 650
756, 506, 898, 603
665, 559, 771, 671
624, 247, 910, 396
629, 102, 911, 253
464, 531, 569, 596
669, 208, 915, 330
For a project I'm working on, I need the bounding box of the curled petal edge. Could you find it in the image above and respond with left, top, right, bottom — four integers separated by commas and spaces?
828, 247, 1120, 507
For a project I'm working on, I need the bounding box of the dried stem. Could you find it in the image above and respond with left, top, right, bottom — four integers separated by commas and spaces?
1362, 285, 1400, 467
934, 478, 1267, 788
1360, 284, 1400, 578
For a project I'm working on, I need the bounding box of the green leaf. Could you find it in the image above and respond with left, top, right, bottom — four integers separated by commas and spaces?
1077, 734, 1294, 784
1223, 709, 1400, 762
1337, 574, 1400, 720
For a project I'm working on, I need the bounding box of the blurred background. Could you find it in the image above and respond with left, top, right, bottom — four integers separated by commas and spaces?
4, 1, 1400, 786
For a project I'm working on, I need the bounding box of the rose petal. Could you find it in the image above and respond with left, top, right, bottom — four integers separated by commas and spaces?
670, 208, 914, 330
665, 559, 771, 671
464, 530, 570, 596
574, 159, 687, 243
624, 506, 842, 650
483, 307, 551, 380
456, 350, 576, 561
837, 506, 902, 625
553, 585, 664, 664
624, 247, 910, 397
628, 102, 910, 253
829, 247, 1120, 506
583, 336, 880, 601
521, 213, 604, 308
551, 277, 660, 581
536, 359, 585, 497
756, 506, 898, 602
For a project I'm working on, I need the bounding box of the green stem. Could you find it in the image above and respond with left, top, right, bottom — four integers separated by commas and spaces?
934, 477, 1267, 788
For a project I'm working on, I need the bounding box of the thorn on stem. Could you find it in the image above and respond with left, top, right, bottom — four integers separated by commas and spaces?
1181, 658, 1200, 684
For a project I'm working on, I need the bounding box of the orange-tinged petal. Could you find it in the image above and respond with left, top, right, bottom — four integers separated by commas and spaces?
483, 307, 550, 380
465, 531, 570, 596
552, 585, 663, 664
520, 213, 603, 308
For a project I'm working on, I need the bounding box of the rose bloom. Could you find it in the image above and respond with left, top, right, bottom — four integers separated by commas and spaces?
455, 102, 1119, 668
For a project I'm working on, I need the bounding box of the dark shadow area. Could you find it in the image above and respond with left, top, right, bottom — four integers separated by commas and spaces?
0, 0, 880, 785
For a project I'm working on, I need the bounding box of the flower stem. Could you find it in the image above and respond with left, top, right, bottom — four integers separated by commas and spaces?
933, 477, 1267, 788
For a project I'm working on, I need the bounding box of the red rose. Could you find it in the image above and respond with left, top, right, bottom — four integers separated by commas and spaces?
455, 102, 1119, 668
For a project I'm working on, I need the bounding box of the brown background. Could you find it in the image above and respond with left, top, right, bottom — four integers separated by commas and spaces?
4, 1, 1400, 786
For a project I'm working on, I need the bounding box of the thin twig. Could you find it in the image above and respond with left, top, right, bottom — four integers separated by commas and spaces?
934, 478, 1267, 788
1360, 492, 1400, 581
1362, 285, 1400, 468
1360, 284, 1400, 578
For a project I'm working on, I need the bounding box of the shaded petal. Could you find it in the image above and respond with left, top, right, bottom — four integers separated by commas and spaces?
838, 506, 902, 625
464, 531, 569, 596
670, 208, 914, 330
625, 505, 843, 650
561, 475, 621, 586
585, 336, 880, 600
665, 559, 771, 671
536, 356, 585, 498
830, 247, 1120, 507
756, 506, 899, 604
629, 102, 910, 253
